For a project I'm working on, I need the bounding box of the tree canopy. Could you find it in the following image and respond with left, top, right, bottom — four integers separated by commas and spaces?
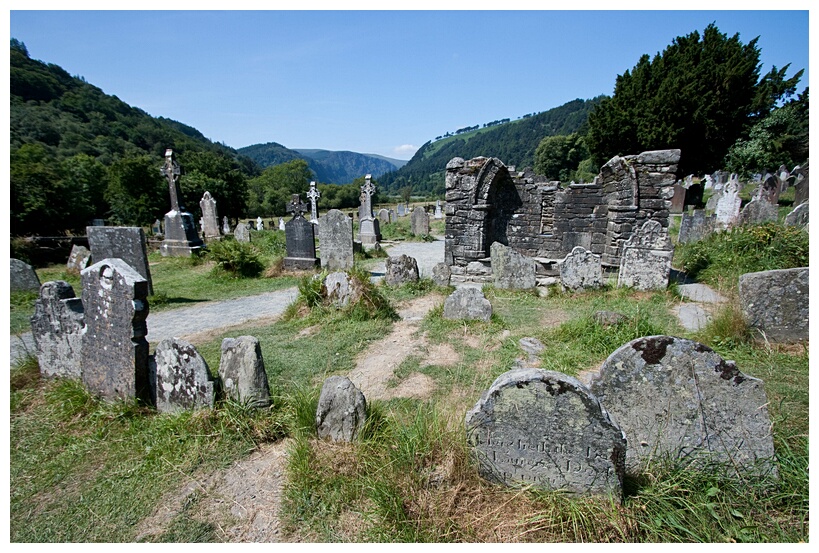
585, 24, 803, 175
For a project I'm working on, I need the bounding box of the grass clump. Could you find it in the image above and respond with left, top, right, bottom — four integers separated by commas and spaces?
289, 267, 398, 322
206, 238, 265, 278
674, 223, 808, 290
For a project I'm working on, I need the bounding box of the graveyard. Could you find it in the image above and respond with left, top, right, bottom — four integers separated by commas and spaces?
8, 150, 809, 543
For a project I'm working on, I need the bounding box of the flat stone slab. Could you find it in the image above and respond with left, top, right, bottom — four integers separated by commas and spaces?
673, 303, 711, 331
676, 283, 727, 304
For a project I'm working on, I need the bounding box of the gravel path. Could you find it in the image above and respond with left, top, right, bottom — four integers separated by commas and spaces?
8, 238, 446, 365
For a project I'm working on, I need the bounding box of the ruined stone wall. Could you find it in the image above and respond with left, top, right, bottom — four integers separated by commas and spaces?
445, 150, 679, 268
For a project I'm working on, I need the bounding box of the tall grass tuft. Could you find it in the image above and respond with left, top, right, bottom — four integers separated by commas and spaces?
206, 239, 265, 278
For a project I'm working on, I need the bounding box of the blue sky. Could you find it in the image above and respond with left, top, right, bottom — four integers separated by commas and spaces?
7, 3, 811, 160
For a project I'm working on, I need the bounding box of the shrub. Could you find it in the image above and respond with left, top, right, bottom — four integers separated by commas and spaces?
206, 239, 265, 278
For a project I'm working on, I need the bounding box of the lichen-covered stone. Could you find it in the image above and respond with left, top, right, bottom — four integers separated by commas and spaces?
589, 336, 776, 476
66, 245, 92, 273
784, 201, 809, 229
316, 375, 366, 442
739, 198, 779, 226
385, 254, 419, 286
218, 336, 271, 408
86, 226, 154, 294
323, 271, 366, 308
466, 368, 626, 497
11, 258, 41, 292
153, 338, 215, 413
490, 242, 535, 289
617, 220, 672, 291
558, 246, 603, 290
739, 267, 809, 343
678, 209, 715, 244
318, 209, 354, 270
234, 222, 251, 242
431, 262, 452, 286
81, 258, 150, 402
443, 287, 492, 322
411, 206, 430, 236
30, 280, 85, 379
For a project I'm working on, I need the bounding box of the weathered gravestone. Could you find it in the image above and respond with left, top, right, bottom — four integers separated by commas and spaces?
222, 216, 231, 235
738, 267, 809, 343
159, 149, 205, 257
316, 375, 367, 442
152, 338, 215, 413
466, 368, 626, 497
396, 203, 406, 217
431, 262, 452, 287
10, 258, 41, 292
757, 173, 781, 205
410, 206, 430, 236
318, 209, 354, 270
81, 258, 150, 402
66, 244, 92, 273
218, 336, 271, 408
307, 181, 321, 223
358, 174, 375, 221
714, 181, 742, 228
678, 209, 715, 244
234, 222, 251, 243
670, 182, 686, 213
199, 191, 221, 240
30, 281, 85, 379
385, 254, 420, 286
322, 271, 365, 308
151, 219, 163, 236
377, 208, 390, 224
490, 242, 536, 289
793, 164, 809, 206
784, 200, 809, 229
739, 197, 779, 226
256, 216, 264, 231
558, 246, 603, 291
589, 336, 776, 476
87, 226, 154, 295
617, 220, 672, 291
704, 189, 723, 212
358, 218, 382, 245
434, 200, 443, 219
443, 287, 492, 322
283, 194, 320, 270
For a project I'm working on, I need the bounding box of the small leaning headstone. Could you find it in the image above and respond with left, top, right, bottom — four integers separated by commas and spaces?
86, 226, 154, 295
66, 244, 92, 273
558, 246, 603, 291
466, 368, 626, 497
384, 254, 420, 286
30, 280, 85, 379
431, 262, 452, 287
152, 338, 216, 413
443, 287, 492, 322
10, 258, 41, 292
218, 336, 271, 408
316, 375, 367, 442
234, 222, 251, 243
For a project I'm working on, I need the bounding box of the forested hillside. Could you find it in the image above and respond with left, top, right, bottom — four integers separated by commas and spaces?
238, 143, 402, 184
10, 39, 258, 236
379, 97, 604, 196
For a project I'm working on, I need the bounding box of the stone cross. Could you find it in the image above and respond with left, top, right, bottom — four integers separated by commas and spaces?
287, 194, 308, 219
307, 181, 321, 222
160, 149, 182, 212
360, 174, 375, 219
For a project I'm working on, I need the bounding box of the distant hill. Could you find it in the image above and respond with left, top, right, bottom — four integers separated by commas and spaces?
237, 144, 404, 184
378, 97, 605, 195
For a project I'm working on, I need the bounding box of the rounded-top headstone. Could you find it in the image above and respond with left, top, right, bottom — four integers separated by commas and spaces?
153, 338, 215, 413
589, 336, 776, 476
466, 368, 626, 497
218, 336, 271, 408
10, 258, 41, 292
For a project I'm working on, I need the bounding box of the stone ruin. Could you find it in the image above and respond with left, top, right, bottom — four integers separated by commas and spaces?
444, 150, 680, 282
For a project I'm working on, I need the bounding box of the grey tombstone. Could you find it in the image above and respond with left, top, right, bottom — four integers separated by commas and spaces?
256, 216, 264, 231
589, 336, 776, 476
159, 149, 205, 257
558, 246, 603, 291
793, 165, 809, 206
490, 242, 536, 290
30, 280, 85, 379
81, 258, 150, 402
323, 271, 364, 308
358, 174, 375, 220
410, 206, 430, 236
385, 254, 420, 286
703, 174, 714, 190
152, 338, 215, 413
10, 258, 41, 292
222, 216, 231, 235
396, 204, 406, 217
283, 194, 320, 270
316, 375, 367, 442
91, 218, 106, 226
218, 336, 271, 408
388, 209, 396, 223
199, 191, 221, 240
739, 198, 779, 226
466, 368, 626, 497
617, 220, 672, 291
359, 217, 382, 245
704, 189, 723, 212
678, 210, 715, 244
758, 174, 781, 205
431, 262, 452, 287
279, 217, 286, 231
377, 208, 390, 224
234, 222, 251, 243
739, 267, 809, 343
66, 245, 92, 274
434, 200, 443, 219
318, 209, 354, 270
151, 219, 163, 237
443, 287, 492, 322
784, 200, 809, 229
714, 181, 742, 228
86, 226, 154, 295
